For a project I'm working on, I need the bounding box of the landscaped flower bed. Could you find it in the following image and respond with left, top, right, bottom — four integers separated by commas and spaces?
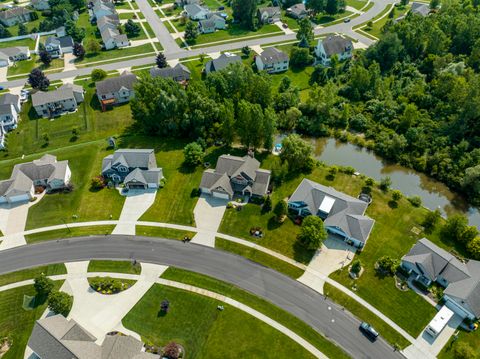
89, 277, 135, 295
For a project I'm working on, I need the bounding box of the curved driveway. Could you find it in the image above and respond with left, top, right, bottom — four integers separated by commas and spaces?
0, 235, 403, 359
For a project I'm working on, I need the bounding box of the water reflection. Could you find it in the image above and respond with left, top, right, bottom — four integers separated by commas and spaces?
312, 138, 480, 228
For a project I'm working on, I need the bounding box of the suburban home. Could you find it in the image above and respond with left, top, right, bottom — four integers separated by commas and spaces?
28, 315, 160, 359
101, 26, 129, 50
257, 6, 281, 24
101, 149, 164, 189
288, 179, 375, 248
31, 83, 85, 118
255, 47, 289, 73
0, 93, 20, 131
31, 0, 50, 10
315, 35, 353, 65
199, 154, 271, 200
204, 53, 241, 74
97, 14, 119, 33
198, 14, 226, 33
402, 238, 480, 320
174, 0, 199, 8
149, 63, 191, 84
89, 0, 116, 21
45, 36, 74, 58
0, 154, 71, 204
411, 2, 430, 16
184, 4, 210, 20
0, 46, 30, 67
0, 7, 32, 26
96, 71, 137, 110
0, 125, 5, 150
286, 3, 308, 19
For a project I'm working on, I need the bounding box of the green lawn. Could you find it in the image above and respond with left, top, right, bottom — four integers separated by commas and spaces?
347, 0, 369, 11
363, 4, 409, 38
313, 10, 353, 25
215, 237, 305, 279
25, 225, 115, 243
0, 283, 62, 359
7, 56, 64, 78
439, 329, 480, 359
0, 264, 66, 287
136, 226, 196, 240
87, 260, 142, 274
76, 44, 155, 66
182, 59, 208, 81
123, 283, 317, 358
323, 283, 410, 349
161, 267, 349, 359
0, 37, 35, 49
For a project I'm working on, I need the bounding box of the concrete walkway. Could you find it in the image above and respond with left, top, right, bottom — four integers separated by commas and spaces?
2, 265, 326, 359
112, 189, 157, 235
190, 195, 227, 247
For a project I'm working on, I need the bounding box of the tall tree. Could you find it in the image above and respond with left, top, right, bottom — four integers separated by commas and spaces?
65, 19, 85, 43
48, 291, 73, 316
220, 100, 235, 146
18, 23, 27, 36
85, 39, 101, 54
156, 52, 168, 68
28, 68, 50, 90
72, 42, 85, 59
39, 50, 52, 66
232, 0, 257, 30
297, 216, 328, 250
296, 17, 314, 47
184, 21, 198, 43
325, 0, 340, 15
306, 0, 325, 14
0, 24, 11, 39
124, 19, 141, 37
280, 134, 314, 172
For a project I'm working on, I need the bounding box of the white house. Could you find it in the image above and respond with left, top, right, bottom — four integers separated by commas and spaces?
198, 14, 226, 33
184, 4, 210, 20
315, 35, 353, 65
255, 47, 289, 74
101, 27, 129, 50
0, 46, 31, 67
0, 93, 20, 131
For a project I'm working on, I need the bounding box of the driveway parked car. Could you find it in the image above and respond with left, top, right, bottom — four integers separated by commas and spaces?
360, 322, 379, 341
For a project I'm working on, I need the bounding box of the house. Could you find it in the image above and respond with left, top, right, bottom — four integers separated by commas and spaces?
0, 93, 20, 131
101, 26, 129, 50
288, 179, 375, 248
286, 3, 308, 19
89, 0, 116, 21
174, 0, 199, 8
97, 14, 119, 33
101, 149, 163, 189
401, 238, 480, 320
204, 53, 241, 74
0, 154, 71, 204
198, 14, 226, 33
315, 35, 353, 65
28, 315, 160, 359
184, 4, 210, 20
96, 71, 137, 110
0, 46, 30, 67
0, 125, 5, 150
411, 2, 430, 16
31, 83, 85, 118
199, 154, 271, 200
45, 36, 74, 58
149, 63, 191, 83
257, 6, 281, 24
255, 47, 289, 73
31, 0, 50, 10
0, 7, 32, 26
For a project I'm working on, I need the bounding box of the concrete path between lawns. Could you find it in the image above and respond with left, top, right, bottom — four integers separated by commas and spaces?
190, 195, 227, 247
12, 219, 432, 355
3, 263, 327, 359
112, 189, 157, 235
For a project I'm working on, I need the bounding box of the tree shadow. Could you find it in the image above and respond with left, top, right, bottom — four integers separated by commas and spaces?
293, 241, 315, 264
267, 216, 282, 230
388, 200, 398, 209
157, 310, 167, 318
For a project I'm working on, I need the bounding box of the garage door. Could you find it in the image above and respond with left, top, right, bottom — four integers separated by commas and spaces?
147, 183, 158, 189
8, 194, 29, 203
0, 196, 6, 204
128, 184, 146, 189
212, 191, 230, 200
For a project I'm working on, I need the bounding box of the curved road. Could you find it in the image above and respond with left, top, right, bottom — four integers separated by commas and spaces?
0, 235, 403, 359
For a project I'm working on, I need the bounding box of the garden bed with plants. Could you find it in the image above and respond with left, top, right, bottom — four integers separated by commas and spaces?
88, 277, 136, 295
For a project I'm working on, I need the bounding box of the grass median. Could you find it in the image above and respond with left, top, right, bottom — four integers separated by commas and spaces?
25, 225, 115, 244
87, 260, 142, 274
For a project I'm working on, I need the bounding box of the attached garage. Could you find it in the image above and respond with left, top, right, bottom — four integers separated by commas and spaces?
126, 183, 146, 190
212, 191, 230, 200
0, 196, 6, 204
7, 193, 30, 203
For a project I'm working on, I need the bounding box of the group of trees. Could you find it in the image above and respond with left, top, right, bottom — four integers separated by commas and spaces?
34, 274, 73, 316
131, 63, 276, 150
306, 0, 346, 15
440, 215, 480, 259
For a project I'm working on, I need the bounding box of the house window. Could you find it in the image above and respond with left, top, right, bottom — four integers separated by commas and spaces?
102, 95, 106, 99
118, 166, 128, 172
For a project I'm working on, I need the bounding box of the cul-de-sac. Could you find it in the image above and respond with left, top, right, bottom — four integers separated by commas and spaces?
0, 0, 479, 357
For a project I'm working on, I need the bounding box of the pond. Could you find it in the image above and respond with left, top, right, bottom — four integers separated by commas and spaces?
313, 138, 480, 229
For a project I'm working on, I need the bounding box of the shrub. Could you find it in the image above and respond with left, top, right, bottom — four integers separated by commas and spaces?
89, 276, 130, 294
365, 177, 375, 186
183, 142, 204, 167
297, 216, 328, 250
453, 342, 476, 359
91, 68, 107, 82
34, 274, 54, 297
48, 291, 73, 316
273, 200, 288, 222
391, 190, 402, 201
351, 259, 362, 275
379, 176, 392, 191
408, 196, 422, 207
376, 256, 399, 276
423, 209, 441, 234
91, 176, 106, 189
163, 341, 181, 359
262, 195, 272, 213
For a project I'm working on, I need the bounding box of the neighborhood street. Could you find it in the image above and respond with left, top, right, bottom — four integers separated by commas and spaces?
0, 235, 404, 359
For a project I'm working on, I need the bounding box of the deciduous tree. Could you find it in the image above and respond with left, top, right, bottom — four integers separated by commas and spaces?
297, 216, 328, 250
28, 68, 50, 90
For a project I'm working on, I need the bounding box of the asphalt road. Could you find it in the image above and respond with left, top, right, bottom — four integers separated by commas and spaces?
0, 235, 404, 359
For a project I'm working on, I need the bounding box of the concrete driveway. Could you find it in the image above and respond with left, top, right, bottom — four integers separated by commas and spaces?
112, 189, 157, 235
298, 236, 356, 294
190, 194, 227, 247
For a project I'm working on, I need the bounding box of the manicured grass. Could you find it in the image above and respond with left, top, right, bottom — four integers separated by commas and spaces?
0, 264, 66, 287
182, 59, 208, 81
439, 329, 480, 359
161, 267, 350, 359
142, 22, 156, 38
123, 283, 317, 358
323, 283, 410, 349
135, 226, 196, 240
313, 10, 353, 24
7, 57, 64, 78
0, 37, 35, 49
75, 44, 155, 66
25, 225, 115, 243
215, 237, 305, 279
138, 137, 206, 225
0, 282, 63, 359
347, 0, 369, 11
87, 260, 142, 274
363, 4, 409, 38
21, 144, 126, 229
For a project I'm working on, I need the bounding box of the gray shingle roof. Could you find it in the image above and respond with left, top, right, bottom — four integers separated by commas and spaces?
150, 63, 191, 82
287, 3, 306, 16
0, 6, 32, 19
102, 149, 157, 172
0, 103, 14, 116
321, 35, 353, 57
0, 93, 19, 106
184, 3, 208, 16
444, 260, 480, 318
258, 6, 281, 18
204, 53, 241, 73
0, 46, 29, 58
46, 36, 74, 49
31, 87, 76, 107
96, 72, 137, 96
411, 2, 430, 16
258, 47, 289, 65
289, 179, 374, 244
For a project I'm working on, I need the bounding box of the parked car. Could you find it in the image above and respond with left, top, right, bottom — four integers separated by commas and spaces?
344, 17, 351, 23
20, 89, 29, 102
360, 322, 379, 341
218, 5, 224, 10
282, 22, 288, 28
